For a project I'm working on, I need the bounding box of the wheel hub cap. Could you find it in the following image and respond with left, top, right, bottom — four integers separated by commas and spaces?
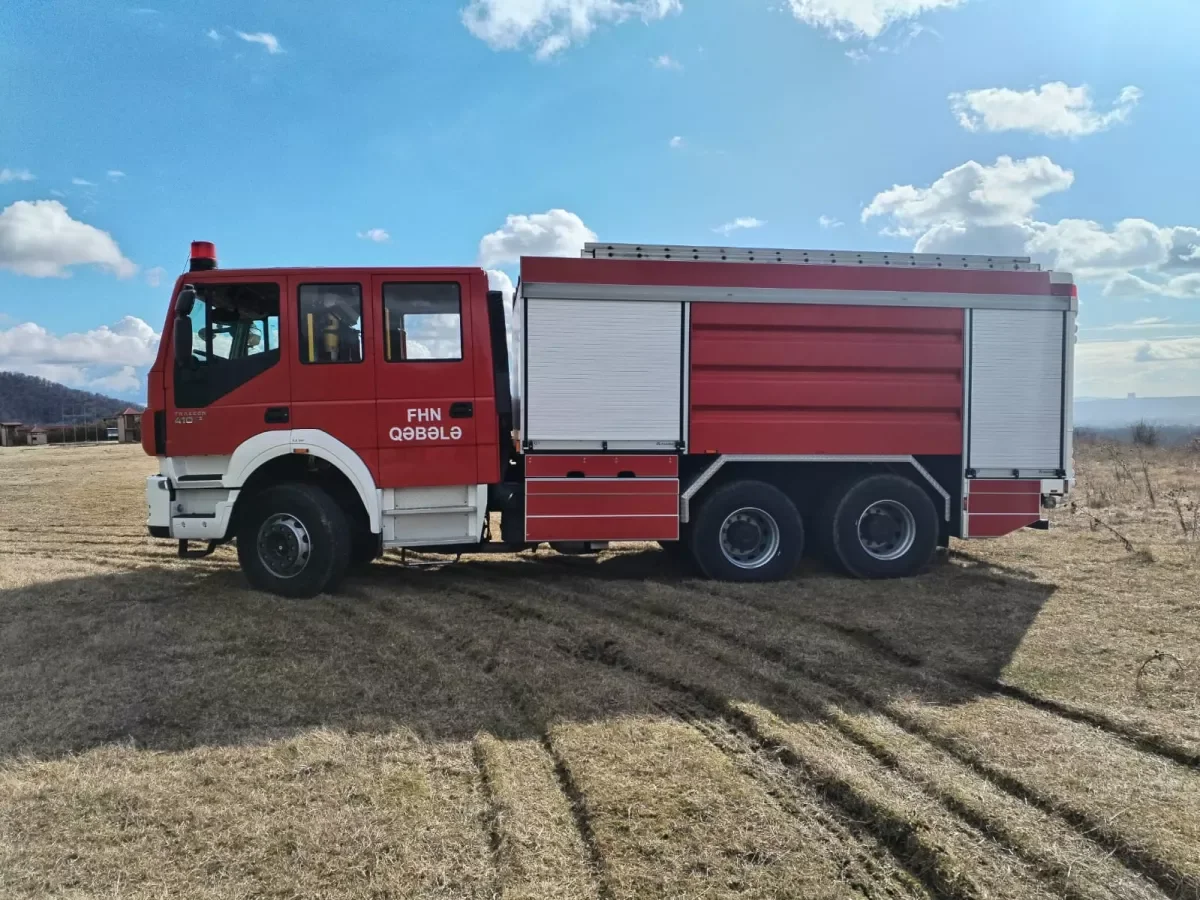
718, 507, 781, 570
856, 500, 917, 561
257, 513, 312, 579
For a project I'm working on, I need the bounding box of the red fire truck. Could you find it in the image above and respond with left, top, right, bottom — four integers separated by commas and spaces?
142, 241, 1076, 597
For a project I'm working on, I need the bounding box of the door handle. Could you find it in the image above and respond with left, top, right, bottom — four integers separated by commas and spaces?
264, 406, 290, 424
449, 402, 474, 419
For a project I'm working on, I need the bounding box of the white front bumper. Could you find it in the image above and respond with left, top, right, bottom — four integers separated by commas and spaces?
146, 475, 171, 531
145, 474, 237, 540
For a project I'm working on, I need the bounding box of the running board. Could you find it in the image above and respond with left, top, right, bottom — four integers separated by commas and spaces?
178, 539, 220, 559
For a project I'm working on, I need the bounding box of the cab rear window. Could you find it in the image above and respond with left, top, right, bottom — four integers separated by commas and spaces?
383, 283, 462, 361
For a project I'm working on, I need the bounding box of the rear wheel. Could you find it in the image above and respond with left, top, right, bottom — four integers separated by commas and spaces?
824, 474, 938, 579
237, 483, 351, 598
690, 480, 803, 582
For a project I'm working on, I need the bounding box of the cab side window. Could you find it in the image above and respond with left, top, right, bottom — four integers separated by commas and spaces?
299, 284, 363, 364
383, 283, 462, 361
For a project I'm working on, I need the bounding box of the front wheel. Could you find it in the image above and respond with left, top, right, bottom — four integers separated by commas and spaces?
823, 474, 938, 579
690, 480, 804, 581
237, 483, 351, 598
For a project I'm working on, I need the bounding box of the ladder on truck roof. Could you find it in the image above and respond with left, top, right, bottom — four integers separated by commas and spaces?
583, 242, 1043, 272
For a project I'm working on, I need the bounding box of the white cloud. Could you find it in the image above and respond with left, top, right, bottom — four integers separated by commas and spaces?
0, 316, 160, 392
1165, 226, 1200, 271
107, 170, 126, 181
785, 0, 963, 40
0, 200, 136, 278
487, 269, 518, 385
863, 156, 1200, 311
91, 365, 141, 393
845, 47, 870, 62
1076, 338, 1200, 397
486, 268, 515, 301
1103, 270, 1200, 300
668, 135, 684, 149
863, 156, 1075, 235
652, 53, 682, 69
0, 168, 35, 183
144, 266, 167, 288
237, 31, 283, 54
950, 83, 1142, 138
1133, 338, 1200, 363
462, 0, 681, 58
206, 28, 222, 41
357, 228, 391, 243
49, 189, 65, 198
1082, 317, 1188, 334
819, 215, 844, 229
1027, 218, 1169, 277
478, 209, 596, 268
714, 217, 765, 236
71, 177, 95, 187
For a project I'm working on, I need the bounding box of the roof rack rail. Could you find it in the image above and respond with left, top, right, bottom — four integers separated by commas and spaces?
582, 242, 1042, 272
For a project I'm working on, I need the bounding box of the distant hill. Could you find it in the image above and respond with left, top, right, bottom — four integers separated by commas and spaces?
0, 371, 141, 425
1075, 396, 1200, 429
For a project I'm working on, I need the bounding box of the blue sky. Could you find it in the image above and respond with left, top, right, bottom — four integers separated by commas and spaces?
1, 0, 1198, 399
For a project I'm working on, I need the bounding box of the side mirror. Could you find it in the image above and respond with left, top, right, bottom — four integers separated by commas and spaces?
174, 315, 193, 367
176, 285, 196, 318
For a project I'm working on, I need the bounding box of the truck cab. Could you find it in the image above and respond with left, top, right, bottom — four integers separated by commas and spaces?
144, 242, 513, 595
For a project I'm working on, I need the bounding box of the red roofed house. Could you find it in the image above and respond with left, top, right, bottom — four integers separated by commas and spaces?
116, 408, 141, 444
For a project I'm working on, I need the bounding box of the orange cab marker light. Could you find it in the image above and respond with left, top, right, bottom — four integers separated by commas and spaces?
292, 448, 310, 455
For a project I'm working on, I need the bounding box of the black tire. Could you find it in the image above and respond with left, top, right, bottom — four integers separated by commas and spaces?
689, 480, 804, 582
236, 483, 351, 598
825, 474, 938, 579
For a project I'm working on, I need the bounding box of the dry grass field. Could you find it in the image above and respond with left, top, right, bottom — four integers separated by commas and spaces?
1, 442, 1198, 899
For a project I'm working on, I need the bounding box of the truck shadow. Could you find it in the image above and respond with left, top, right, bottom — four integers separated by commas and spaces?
0, 547, 1054, 761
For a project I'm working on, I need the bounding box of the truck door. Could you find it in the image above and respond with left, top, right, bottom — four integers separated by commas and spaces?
166, 277, 289, 458
287, 274, 378, 476
370, 274, 479, 488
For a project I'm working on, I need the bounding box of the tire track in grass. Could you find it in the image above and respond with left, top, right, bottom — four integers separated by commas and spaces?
471, 738, 505, 894
651, 697, 931, 900
565, 577, 1199, 900
382, 588, 610, 900
538, 734, 613, 900
434, 576, 1062, 900
819, 704, 1169, 900
398, 577, 927, 900
958, 675, 1199, 770
574, 632, 1055, 900
700, 579, 1199, 770
473, 735, 604, 900
481, 573, 1186, 900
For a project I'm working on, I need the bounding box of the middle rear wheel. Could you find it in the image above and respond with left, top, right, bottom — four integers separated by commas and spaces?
690, 480, 804, 582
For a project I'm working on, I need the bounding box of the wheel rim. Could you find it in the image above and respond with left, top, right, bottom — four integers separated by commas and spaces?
256, 513, 312, 579
718, 507, 780, 570
856, 500, 917, 561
